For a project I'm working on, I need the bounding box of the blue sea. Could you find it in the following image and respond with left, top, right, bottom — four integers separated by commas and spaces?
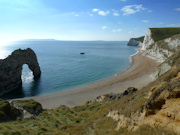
0, 40, 138, 99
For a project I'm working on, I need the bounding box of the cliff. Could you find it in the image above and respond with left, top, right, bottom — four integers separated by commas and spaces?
142, 28, 180, 62
0, 48, 41, 96
127, 36, 144, 46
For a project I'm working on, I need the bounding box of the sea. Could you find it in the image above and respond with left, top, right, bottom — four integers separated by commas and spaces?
0, 40, 138, 99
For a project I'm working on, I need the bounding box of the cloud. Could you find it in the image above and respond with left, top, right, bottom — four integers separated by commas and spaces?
142, 20, 149, 23
93, 8, 99, 12
72, 12, 79, 17
102, 26, 107, 30
129, 31, 133, 35
121, 0, 127, 2
98, 10, 109, 16
113, 28, 122, 32
148, 10, 153, 13
121, 4, 148, 15
174, 8, 180, 11
112, 10, 119, 16
158, 22, 164, 25
167, 23, 180, 27
113, 12, 119, 16
92, 8, 109, 16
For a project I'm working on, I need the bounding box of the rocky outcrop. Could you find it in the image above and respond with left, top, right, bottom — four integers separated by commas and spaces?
127, 36, 144, 46
0, 48, 41, 96
0, 99, 22, 122
0, 99, 43, 122
87, 87, 137, 103
10, 99, 43, 119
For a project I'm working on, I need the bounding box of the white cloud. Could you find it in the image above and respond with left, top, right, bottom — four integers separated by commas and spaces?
142, 20, 149, 23
167, 23, 180, 27
102, 26, 107, 30
148, 10, 153, 13
129, 31, 133, 35
174, 8, 180, 11
121, 0, 126, 2
98, 10, 109, 16
72, 12, 79, 17
113, 12, 119, 16
112, 9, 119, 16
158, 22, 164, 25
92, 8, 99, 12
121, 4, 149, 15
113, 28, 122, 32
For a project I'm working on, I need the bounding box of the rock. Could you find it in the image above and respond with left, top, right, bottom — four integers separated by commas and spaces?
0, 99, 21, 122
127, 36, 144, 46
0, 48, 41, 96
11, 99, 43, 116
88, 87, 138, 103
142, 29, 180, 62
142, 28, 154, 50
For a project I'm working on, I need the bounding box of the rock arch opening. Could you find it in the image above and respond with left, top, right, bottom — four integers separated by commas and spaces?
21, 64, 34, 84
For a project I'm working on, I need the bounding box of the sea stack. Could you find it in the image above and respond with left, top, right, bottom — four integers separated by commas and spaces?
0, 48, 41, 96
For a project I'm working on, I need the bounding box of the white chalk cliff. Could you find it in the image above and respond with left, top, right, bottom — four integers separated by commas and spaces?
142, 30, 180, 62
142, 29, 154, 50
141, 28, 180, 79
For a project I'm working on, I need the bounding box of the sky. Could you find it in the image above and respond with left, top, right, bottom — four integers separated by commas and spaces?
0, 0, 180, 43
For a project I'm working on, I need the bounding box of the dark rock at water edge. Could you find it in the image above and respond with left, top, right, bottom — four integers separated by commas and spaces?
0, 48, 41, 96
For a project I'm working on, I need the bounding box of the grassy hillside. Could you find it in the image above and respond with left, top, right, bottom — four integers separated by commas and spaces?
150, 28, 180, 42
136, 36, 145, 43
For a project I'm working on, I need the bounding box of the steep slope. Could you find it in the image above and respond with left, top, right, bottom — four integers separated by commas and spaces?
142, 28, 180, 62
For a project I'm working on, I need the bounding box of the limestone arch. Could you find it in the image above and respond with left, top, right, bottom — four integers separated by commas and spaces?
0, 48, 41, 96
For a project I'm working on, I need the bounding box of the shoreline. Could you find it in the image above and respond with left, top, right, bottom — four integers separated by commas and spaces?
20, 51, 160, 109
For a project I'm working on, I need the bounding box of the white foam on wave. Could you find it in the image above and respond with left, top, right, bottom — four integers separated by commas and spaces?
21, 71, 34, 84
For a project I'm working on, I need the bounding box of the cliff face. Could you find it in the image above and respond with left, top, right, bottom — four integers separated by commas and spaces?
127, 36, 144, 46
142, 29, 154, 50
142, 28, 180, 62
143, 34, 180, 62
0, 48, 41, 96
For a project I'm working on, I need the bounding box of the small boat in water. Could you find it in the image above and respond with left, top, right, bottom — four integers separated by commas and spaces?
80, 52, 85, 55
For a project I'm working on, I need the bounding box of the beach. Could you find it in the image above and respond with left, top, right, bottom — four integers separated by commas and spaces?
25, 51, 160, 109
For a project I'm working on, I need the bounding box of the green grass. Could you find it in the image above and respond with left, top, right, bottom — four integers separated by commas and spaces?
136, 36, 145, 42
13, 99, 42, 114
150, 28, 180, 42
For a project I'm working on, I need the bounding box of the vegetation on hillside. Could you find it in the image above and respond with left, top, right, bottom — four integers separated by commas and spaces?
135, 36, 145, 43
150, 28, 180, 42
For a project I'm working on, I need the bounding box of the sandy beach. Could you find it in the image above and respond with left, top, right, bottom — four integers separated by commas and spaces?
24, 51, 160, 109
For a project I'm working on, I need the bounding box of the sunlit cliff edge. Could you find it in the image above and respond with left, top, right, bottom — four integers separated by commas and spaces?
0, 28, 180, 134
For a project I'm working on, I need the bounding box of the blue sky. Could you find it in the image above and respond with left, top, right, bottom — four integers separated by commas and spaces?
0, 0, 180, 43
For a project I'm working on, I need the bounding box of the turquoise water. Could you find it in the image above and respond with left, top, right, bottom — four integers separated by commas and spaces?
0, 40, 137, 99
